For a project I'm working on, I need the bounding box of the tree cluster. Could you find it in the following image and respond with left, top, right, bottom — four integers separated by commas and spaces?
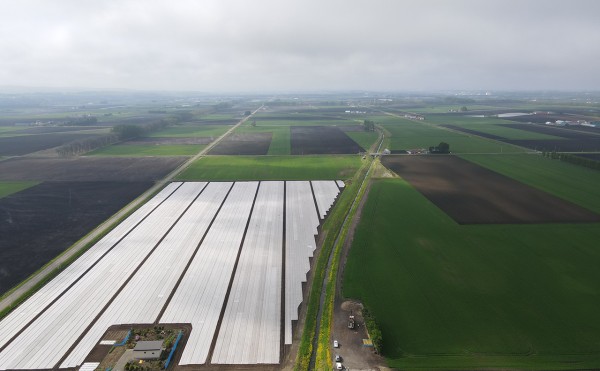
429, 141, 450, 154
55, 134, 118, 156
363, 119, 376, 132
112, 124, 145, 140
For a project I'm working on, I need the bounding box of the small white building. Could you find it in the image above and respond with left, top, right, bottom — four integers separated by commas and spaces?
133, 340, 163, 360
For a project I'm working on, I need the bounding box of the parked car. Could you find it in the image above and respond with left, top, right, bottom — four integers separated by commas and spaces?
333, 340, 339, 348
335, 354, 342, 362
336, 361, 343, 370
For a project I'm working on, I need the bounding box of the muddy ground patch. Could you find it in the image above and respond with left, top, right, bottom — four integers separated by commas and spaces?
381, 155, 600, 224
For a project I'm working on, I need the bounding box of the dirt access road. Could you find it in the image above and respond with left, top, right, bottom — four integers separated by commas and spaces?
0, 105, 263, 313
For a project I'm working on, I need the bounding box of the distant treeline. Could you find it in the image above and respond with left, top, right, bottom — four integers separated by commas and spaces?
55, 115, 183, 157
543, 151, 600, 171
56, 134, 119, 156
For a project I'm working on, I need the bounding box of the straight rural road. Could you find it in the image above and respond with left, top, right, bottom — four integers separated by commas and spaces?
0, 105, 263, 313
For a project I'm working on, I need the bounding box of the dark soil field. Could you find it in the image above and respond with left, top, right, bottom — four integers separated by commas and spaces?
0, 133, 102, 156
0, 181, 152, 294
0, 157, 186, 181
124, 137, 213, 145
208, 132, 272, 155
444, 124, 600, 152
441, 124, 506, 140
381, 155, 600, 224
290, 126, 364, 155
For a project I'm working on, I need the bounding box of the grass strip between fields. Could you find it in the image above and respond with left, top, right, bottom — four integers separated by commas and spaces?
0, 181, 40, 199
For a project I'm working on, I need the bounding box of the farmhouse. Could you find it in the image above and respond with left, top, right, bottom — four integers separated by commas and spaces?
133, 340, 163, 360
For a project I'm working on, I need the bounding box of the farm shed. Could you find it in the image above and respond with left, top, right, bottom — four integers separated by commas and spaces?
133, 340, 163, 360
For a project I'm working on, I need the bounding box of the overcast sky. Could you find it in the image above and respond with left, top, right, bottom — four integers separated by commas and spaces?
0, 0, 598, 92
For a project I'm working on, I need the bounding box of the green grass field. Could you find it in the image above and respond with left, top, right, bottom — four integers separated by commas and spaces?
146, 125, 230, 138
87, 144, 204, 156
345, 131, 379, 151
378, 116, 527, 153
235, 125, 291, 155
422, 115, 562, 140
177, 155, 361, 181
0, 181, 40, 198
343, 178, 600, 370
461, 154, 600, 214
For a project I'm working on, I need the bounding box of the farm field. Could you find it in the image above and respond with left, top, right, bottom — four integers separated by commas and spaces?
343, 178, 600, 370
0, 157, 186, 181
230, 113, 367, 155
344, 131, 379, 151
0, 180, 342, 369
439, 122, 563, 140
433, 117, 600, 152
460, 154, 600, 213
86, 143, 205, 156
291, 126, 365, 154
177, 155, 362, 181
208, 132, 272, 155
374, 115, 528, 153
0, 132, 103, 156
0, 181, 39, 199
381, 155, 600, 224
146, 124, 230, 137
0, 181, 152, 295
233, 125, 290, 155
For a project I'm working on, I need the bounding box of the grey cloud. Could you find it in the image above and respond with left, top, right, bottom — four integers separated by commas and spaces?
0, 0, 598, 91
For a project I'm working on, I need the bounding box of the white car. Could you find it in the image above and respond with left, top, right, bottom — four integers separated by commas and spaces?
336, 361, 343, 370
333, 340, 339, 348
